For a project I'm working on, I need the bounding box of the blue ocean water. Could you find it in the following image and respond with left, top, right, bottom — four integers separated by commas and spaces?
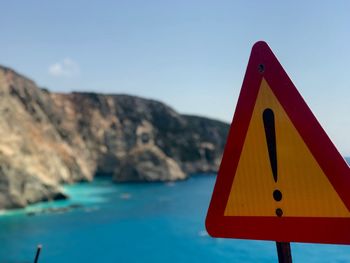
1, 175, 350, 263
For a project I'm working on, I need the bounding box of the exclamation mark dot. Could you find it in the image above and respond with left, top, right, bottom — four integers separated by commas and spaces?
263, 108, 283, 217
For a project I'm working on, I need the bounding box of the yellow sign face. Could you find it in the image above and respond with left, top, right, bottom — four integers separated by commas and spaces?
224, 78, 350, 218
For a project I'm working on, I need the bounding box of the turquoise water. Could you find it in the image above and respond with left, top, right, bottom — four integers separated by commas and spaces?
1, 175, 350, 262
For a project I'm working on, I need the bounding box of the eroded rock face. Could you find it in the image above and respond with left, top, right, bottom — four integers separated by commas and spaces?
117, 145, 186, 182
116, 121, 186, 182
0, 65, 229, 209
0, 155, 67, 209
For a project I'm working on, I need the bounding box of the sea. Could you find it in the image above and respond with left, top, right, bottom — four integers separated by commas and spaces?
1, 174, 350, 263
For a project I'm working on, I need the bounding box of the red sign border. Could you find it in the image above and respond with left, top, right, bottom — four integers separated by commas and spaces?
206, 41, 350, 244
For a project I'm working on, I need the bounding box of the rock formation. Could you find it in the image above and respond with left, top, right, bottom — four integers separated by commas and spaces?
117, 121, 186, 182
0, 65, 229, 209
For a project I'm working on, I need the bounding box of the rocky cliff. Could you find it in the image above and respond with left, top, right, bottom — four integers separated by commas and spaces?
0, 65, 229, 209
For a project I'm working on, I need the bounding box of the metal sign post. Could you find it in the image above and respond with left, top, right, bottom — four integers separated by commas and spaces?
276, 242, 292, 263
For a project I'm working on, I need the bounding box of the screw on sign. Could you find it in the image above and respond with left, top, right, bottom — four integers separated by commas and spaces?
205, 41, 350, 263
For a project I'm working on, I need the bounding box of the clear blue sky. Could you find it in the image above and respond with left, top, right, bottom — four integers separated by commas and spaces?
1, 1, 350, 155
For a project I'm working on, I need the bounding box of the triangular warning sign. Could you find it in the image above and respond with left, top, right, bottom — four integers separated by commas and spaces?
206, 41, 350, 244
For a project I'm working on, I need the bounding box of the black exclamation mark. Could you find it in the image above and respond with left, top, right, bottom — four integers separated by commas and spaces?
263, 108, 283, 217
